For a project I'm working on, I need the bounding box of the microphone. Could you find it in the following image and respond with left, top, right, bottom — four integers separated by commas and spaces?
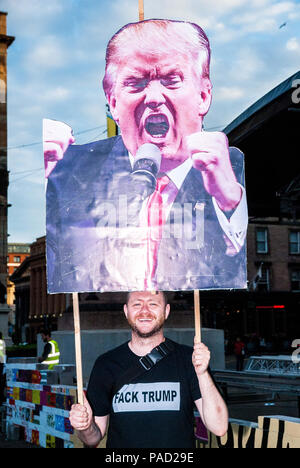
115, 143, 161, 227
90, 144, 162, 229
131, 143, 162, 197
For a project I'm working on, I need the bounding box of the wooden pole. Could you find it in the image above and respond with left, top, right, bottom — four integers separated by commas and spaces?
138, 0, 144, 21
194, 290, 202, 343
71, 0, 145, 411
72, 293, 84, 405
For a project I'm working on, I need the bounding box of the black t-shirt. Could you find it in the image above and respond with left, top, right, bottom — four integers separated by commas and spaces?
87, 339, 201, 448
41, 342, 51, 361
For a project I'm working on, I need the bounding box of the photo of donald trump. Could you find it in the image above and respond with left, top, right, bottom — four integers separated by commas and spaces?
44, 19, 248, 293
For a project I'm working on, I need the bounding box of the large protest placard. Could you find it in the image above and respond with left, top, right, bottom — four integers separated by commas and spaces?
44, 19, 248, 294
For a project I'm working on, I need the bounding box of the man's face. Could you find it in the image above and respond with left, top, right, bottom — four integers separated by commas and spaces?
41, 334, 48, 343
108, 47, 211, 171
124, 291, 170, 338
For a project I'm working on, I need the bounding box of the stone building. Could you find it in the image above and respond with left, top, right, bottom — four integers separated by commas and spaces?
0, 11, 14, 341
10, 237, 67, 343
7, 243, 30, 307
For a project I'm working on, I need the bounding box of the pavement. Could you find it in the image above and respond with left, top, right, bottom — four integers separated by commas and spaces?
0, 432, 39, 449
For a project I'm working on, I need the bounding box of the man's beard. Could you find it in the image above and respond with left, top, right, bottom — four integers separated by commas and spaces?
128, 316, 165, 339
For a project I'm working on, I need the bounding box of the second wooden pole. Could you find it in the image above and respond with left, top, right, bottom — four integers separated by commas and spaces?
194, 289, 202, 343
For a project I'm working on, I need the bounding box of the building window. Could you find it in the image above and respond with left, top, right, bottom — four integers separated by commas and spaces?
289, 231, 300, 255
256, 265, 271, 292
256, 228, 268, 254
13, 256, 20, 263
291, 270, 300, 291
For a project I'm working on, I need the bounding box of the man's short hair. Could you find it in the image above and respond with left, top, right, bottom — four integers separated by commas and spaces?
125, 291, 169, 307
40, 329, 51, 337
103, 19, 211, 99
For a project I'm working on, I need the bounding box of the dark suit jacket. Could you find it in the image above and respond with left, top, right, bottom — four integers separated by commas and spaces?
46, 136, 247, 293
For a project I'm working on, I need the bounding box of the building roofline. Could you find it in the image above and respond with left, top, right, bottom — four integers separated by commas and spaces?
223, 70, 300, 136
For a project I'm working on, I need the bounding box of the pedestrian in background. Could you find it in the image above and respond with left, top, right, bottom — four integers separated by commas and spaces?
234, 337, 246, 371
0, 332, 6, 405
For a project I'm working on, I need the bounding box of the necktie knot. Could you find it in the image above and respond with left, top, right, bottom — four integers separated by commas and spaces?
156, 175, 169, 194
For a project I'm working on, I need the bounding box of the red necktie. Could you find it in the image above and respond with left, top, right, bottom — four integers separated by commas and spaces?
145, 175, 169, 288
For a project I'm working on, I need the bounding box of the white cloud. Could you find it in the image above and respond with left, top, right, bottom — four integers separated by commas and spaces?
202, 0, 248, 15
232, 47, 264, 81
267, 1, 296, 16
288, 10, 300, 20
26, 36, 68, 70
214, 86, 245, 101
249, 0, 271, 6
286, 37, 300, 51
230, 0, 299, 33
42, 86, 71, 102
231, 12, 275, 31
210, 22, 239, 42
1, 0, 66, 38
2, 0, 63, 17
187, 0, 249, 17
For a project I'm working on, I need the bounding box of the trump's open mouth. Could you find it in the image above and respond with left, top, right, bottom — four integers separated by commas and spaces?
145, 114, 169, 137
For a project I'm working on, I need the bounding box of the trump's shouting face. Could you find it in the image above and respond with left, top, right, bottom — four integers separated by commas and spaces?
104, 20, 212, 172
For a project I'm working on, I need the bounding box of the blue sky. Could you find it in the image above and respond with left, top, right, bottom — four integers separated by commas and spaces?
2, 0, 300, 243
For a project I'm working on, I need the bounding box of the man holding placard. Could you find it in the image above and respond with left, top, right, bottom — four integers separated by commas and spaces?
44, 19, 248, 294
69, 291, 228, 448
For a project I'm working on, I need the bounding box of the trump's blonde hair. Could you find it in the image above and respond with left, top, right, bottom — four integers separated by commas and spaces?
103, 19, 211, 99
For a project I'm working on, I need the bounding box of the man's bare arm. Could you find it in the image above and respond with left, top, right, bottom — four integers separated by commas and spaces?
192, 340, 228, 437
194, 373, 228, 437
76, 416, 109, 447
69, 393, 108, 447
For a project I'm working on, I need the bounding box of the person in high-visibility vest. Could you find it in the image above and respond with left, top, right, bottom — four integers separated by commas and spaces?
0, 332, 5, 364
0, 331, 6, 405
38, 329, 60, 370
